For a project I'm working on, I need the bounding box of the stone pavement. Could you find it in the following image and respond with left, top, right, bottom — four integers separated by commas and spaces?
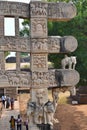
0, 101, 25, 130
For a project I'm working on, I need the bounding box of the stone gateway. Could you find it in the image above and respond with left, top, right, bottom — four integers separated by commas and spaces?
0, 1, 80, 130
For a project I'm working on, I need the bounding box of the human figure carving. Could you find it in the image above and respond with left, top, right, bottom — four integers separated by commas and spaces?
61, 55, 77, 69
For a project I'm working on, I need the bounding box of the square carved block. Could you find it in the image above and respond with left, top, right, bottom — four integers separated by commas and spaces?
31, 71, 49, 88
31, 53, 48, 72
30, 18, 47, 38
31, 38, 48, 53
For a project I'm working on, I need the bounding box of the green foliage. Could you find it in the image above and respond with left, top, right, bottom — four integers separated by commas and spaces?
4, 51, 10, 57
20, 19, 30, 37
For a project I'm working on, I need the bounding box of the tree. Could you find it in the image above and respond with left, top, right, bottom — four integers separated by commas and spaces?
19, 19, 30, 37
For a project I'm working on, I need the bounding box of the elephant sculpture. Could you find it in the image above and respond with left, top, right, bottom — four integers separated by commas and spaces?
61, 55, 77, 69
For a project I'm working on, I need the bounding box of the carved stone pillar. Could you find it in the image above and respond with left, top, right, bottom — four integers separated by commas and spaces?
0, 52, 5, 71
15, 16, 19, 37
16, 52, 20, 71
0, 16, 4, 36
29, 1, 49, 129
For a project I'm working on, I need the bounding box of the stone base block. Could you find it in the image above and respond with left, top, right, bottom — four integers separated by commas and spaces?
77, 94, 87, 104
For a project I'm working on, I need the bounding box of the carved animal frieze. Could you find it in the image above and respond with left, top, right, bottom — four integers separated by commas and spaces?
0, 37, 30, 52
0, 71, 31, 87
30, 2, 47, 17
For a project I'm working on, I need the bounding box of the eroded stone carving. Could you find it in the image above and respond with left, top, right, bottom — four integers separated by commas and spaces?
31, 38, 48, 52
0, 1, 29, 17
55, 69, 80, 87
31, 54, 48, 71
0, 71, 31, 87
32, 72, 49, 88
52, 88, 59, 108
0, 74, 9, 86
48, 2, 77, 20
30, 18, 47, 38
48, 36, 60, 53
0, 37, 30, 52
27, 88, 59, 127
27, 89, 48, 124
63, 36, 78, 52
49, 70, 57, 87
30, 2, 47, 17
61, 55, 77, 69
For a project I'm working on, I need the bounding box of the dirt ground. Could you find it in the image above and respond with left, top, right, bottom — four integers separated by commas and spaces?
54, 92, 87, 130
54, 104, 87, 130
19, 92, 87, 130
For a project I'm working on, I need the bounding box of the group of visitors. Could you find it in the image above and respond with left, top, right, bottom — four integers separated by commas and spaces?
1, 95, 15, 110
9, 114, 29, 130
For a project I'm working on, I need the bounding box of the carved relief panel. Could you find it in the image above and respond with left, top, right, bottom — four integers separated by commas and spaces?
30, 18, 47, 38
31, 88, 48, 104
48, 69, 57, 87
31, 38, 48, 53
32, 72, 49, 88
0, 2, 29, 17
0, 37, 30, 52
48, 36, 60, 53
0, 71, 31, 87
30, 2, 47, 18
31, 54, 48, 72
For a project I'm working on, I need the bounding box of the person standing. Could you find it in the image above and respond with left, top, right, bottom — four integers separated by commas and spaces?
16, 114, 22, 130
6, 95, 11, 109
1, 95, 5, 108
24, 118, 29, 130
9, 116, 16, 130
10, 97, 15, 110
